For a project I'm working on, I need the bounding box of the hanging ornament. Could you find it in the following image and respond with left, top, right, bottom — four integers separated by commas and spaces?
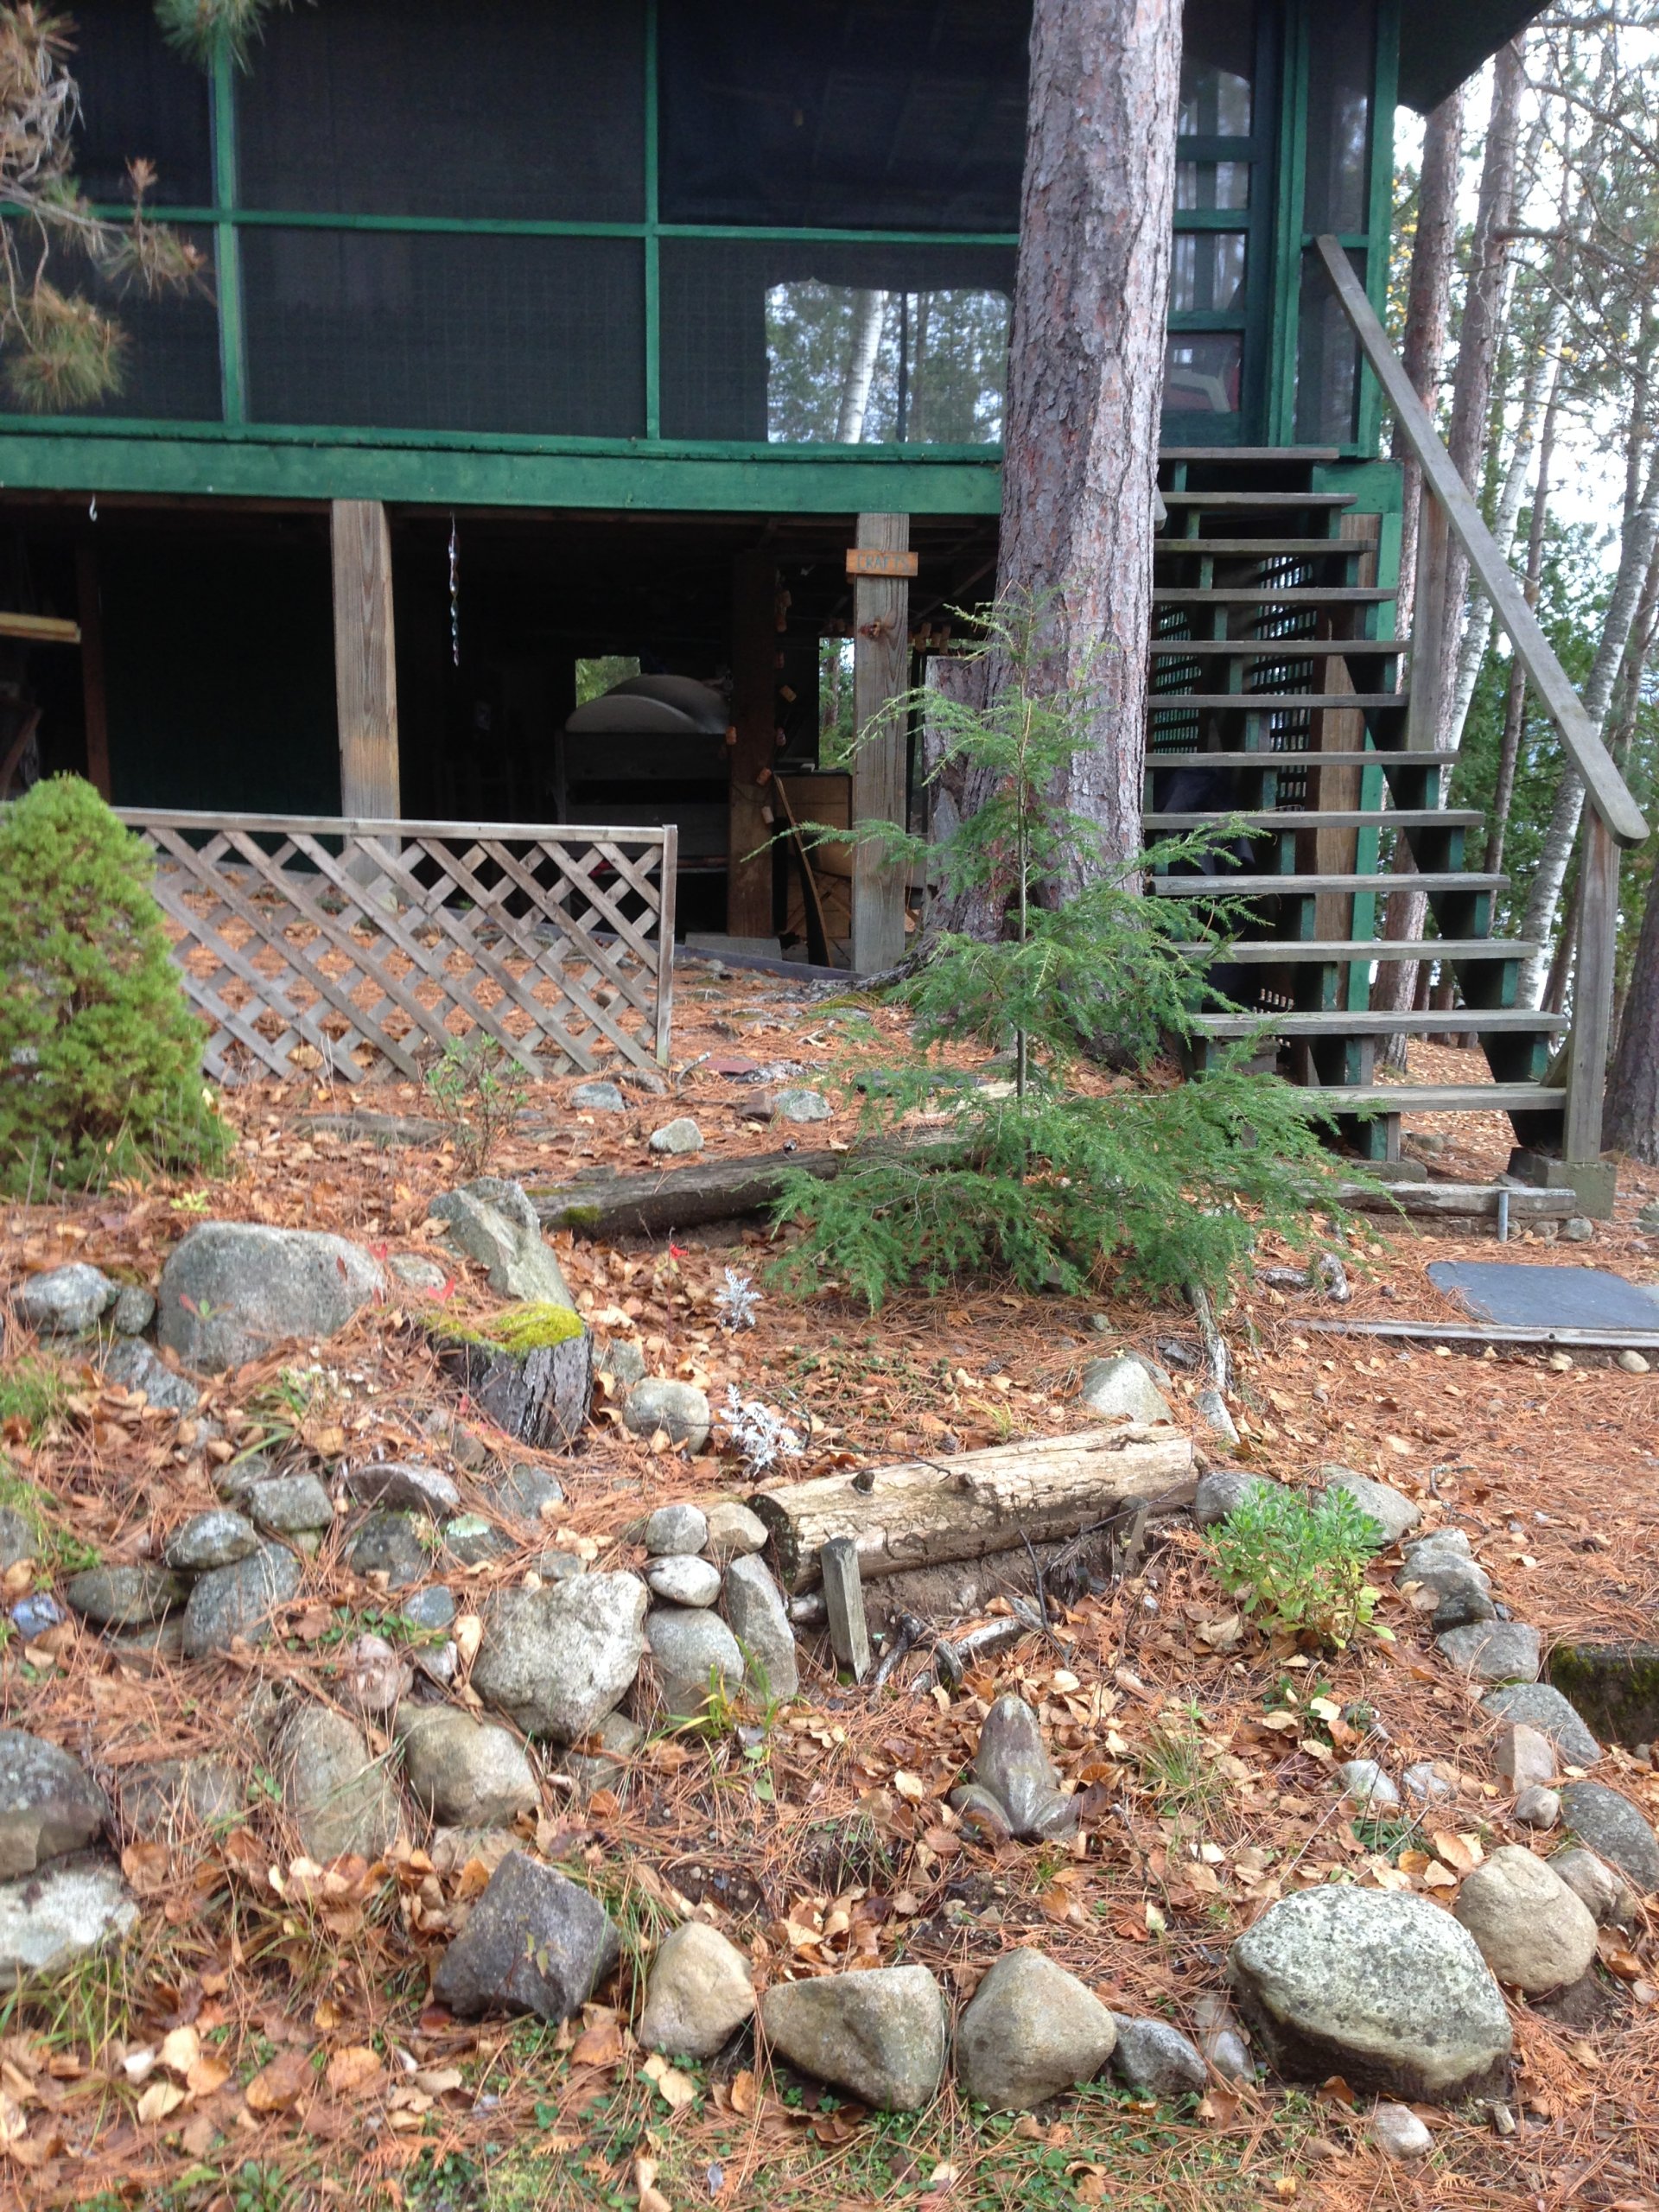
448, 512, 460, 668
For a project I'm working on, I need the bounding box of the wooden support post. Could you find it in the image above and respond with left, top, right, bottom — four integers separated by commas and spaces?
727, 546, 777, 938
74, 543, 110, 800
1565, 808, 1619, 1180
330, 499, 400, 817
851, 512, 911, 975
820, 1535, 872, 1682
1407, 492, 1449, 753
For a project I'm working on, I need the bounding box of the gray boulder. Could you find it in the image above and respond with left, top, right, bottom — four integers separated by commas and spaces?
1228, 1887, 1511, 2102
723, 1554, 799, 1701
648, 1118, 704, 1156
956, 1949, 1116, 2112
118, 1758, 239, 1841
1556, 1782, 1659, 1892
472, 1574, 648, 1743
245, 1472, 335, 1537
0, 1855, 137, 1986
1481, 1684, 1601, 1768
344, 1462, 461, 1518
772, 1088, 833, 1124
1109, 2014, 1208, 2101
65, 1565, 187, 1629
0, 1731, 108, 1878
1192, 1469, 1272, 1528
1550, 1846, 1640, 1929
572, 1080, 627, 1113
429, 1178, 573, 1306
638, 1923, 756, 2058
433, 1851, 620, 2020
1398, 1530, 1493, 1628
1453, 1845, 1598, 1993
646, 1555, 722, 1608
281, 1706, 399, 1863
111, 1285, 156, 1336
399, 1707, 538, 1829
703, 1500, 769, 1560
100, 1339, 201, 1415
158, 1224, 385, 1372
164, 1510, 258, 1573
1435, 1622, 1541, 1685
1077, 1354, 1173, 1426
624, 1381, 712, 1453
760, 1964, 946, 2112
182, 1541, 302, 1656
644, 1502, 709, 1556
960, 1694, 1076, 1840
1321, 1466, 1421, 1547
17, 1263, 116, 1334
646, 1605, 745, 1719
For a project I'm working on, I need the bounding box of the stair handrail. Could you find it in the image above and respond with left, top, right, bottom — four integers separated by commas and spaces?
1315, 234, 1649, 849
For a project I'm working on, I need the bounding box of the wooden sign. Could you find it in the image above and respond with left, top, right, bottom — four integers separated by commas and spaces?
845, 546, 918, 579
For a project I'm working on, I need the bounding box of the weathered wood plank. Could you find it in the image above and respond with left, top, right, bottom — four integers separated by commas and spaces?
820, 1536, 872, 1681
331, 499, 400, 817
851, 512, 911, 975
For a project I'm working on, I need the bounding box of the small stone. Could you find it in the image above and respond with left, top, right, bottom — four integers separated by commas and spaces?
494, 1462, 566, 1529
158, 1223, 385, 1372
390, 1253, 449, 1294
597, 1338, 647, 1388
1618, 1349, 1652, 1375
1432, 1582, 1499, 1632
564, 1711, 644, 1796
1480, 1684, 1601, 1767
1562, 1217, 1594, 1243
1108, 2014, 1207, 2101
1453, 1843, 1598, 1993
64, 1564, 187, 1629
348, 1510, 435, 1590
572, 1080, 628, 1113
346, 1632, 411, 1715
644, 1502, 709, 1557
0, 1505, 37, 1572
281, 1705, 400, 1863
1638, 1199, 1659, 1235
16, 1262, 116, 1335
956, 1949, 1116, 2111
532, 1548, 585, 1585
722, 1554, 799, 1701
625, 1382, 712, 1453
1202, 2024, 1252, 2082
399, 1707, 538, 1829
760, 1964, 946, 2112
1555, 1781, 1659, 1892
1549, 1847, 1639, 1928
1514, 1786, 1560, 1830
1077, 1353, 1173, 1425
0, 1855, 137, 1986
472, 1574, 649, 1743
163, 1510, 259, 1573
703, 1500, 769, 1561
100, 1338, 201, 1415
110, 1285, 156, 1336
117, 1758, 238, 1840
1370, 2105, 1433, 2160
969, 1694, 1076, 1841
433, 1850, 620, 2020
245, 1472, 335, 1536
1192, 1469, 1272, 1528
1401, 1761, 1459, 1804
646, 1605, 745, 1718
1321, 1466, 1421, 1546
1494, 1723, 1556, 1792
429, 1178, 573, 1306
400, 1585, 457, 1633
0, 1731, 108, 1878
182, 1542, 302, 1655
648, 1117, 704, 1155
638, 1922, 756, 2058
444, 1514, 513, 1567
1435, 1621, 1541, 1685
1335, 1759, 1400, 1812
344, 1462, 461, 1517
645, 1555, 721, 1607
1548, 1351, 1574, 1371
772, 1087, 833, 1124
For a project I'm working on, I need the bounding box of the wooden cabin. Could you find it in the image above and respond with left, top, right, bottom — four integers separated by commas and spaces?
1, 0, 1641, 1188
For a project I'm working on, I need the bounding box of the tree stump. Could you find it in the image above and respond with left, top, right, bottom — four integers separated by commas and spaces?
430, 1306, 593, 1451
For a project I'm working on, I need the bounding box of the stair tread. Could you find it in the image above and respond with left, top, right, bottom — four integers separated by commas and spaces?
1195, 1009, 1567, 1035
1160, 446, 1344, 461
1217, 938, 1533, 962
1153, 588, 1397, 604
1296, 1084, 1566, 1112
1151, 639, 1403, 656
1156, 538, 1372, 556
1160, 492, 1357, 507
1147, 747, 1435, 765
1147, 699, 1409, 714
1154, 872, 1503, 894
1144, 809, 1479, 830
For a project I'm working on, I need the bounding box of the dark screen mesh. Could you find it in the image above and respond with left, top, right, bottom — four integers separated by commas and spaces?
662, 238, 1014, 442
79, 226, 222, 420
659, 2, 1028, 232
1295, 249, 1363, 445
238, 0, 644, 219
70, 0, 213, 207
242, 231, 645, 435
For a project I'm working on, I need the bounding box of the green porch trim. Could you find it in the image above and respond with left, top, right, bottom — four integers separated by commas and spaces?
1357, 0, 1402, 456
87, 205, 1021, 250
1267, 0, 1308, 445
643, 0, 662, 440
209, 41, 246, 426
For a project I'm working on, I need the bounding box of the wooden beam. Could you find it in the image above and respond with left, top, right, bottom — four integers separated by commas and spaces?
0, 609, 79, 645
850, 512, 911, 974
330, 499, 400, 817
74, 545, 109, 799
820, 1536, 872, 1682
1566, 808, 1619, 1165
727, 546, 777, 937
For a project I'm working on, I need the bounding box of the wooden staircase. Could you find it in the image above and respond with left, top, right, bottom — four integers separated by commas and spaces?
1145, 448, 1567, 1161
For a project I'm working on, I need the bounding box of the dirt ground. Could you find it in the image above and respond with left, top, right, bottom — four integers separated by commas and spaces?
4, 967, 1659, 2212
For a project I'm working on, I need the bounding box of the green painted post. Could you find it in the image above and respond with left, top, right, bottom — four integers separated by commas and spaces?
644, 0, 661, 441
210, 40, 246, 427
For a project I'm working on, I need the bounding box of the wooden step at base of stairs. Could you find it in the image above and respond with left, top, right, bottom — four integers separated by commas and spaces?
1159, 491, 1357, 507
1194, 1008, 1567, 1039
1154, 537, 1376, 557
1147, 699, 1409, 715
1214, 938, 1535, 964
1154, 871, 1503, 897
1144, 809, 1481, 831
1296, 1084, 1566, 1115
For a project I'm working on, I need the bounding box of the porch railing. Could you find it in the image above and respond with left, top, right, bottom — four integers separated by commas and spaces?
1316, 237, 1649, 1170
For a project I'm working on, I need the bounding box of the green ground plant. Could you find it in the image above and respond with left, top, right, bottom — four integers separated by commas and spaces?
423, 1032, 528, 1177
0, 776, 226, 1196
767, 591, 1358, 1310
1206, 1484, 1386, 1649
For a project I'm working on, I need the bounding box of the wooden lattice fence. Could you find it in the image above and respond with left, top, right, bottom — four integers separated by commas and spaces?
118, 810, 677, 1087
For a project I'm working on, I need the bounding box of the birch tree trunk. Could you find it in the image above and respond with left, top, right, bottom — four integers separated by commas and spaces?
1484, 364, 1563, 877
1605, 853, 1659, 1162
836, 291, 888, 443
995, 0, 1181, 887
1393, 88, 1464, 642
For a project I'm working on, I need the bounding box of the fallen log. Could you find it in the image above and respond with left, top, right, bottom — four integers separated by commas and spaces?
1334, 1181, 1575, 1219
750, 1425, 1194, 1592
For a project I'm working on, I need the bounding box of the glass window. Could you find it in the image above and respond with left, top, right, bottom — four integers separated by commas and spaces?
658, 1, 1029, 232
660, 239, 1014, 442
1178, 160, 1249, 211
1164, 334, 1243, 416
1172, 232, 1248, 315
1304, 0, 1375, 234
1179, 0, 1255, 137
238, 0, 645, 220
71, 0, 213, 207
241, 232, 645, 435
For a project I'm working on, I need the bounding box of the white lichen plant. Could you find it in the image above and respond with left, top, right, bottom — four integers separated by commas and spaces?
714, 1267, 760, 1332
720, 1386, 803, 1476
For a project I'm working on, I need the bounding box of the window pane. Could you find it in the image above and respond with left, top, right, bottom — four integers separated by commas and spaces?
1179, 0, 1255, 136
1177, 160, 1250, 211
661, 240, 1014, 442
46, 225, 222, 422
242, 232, 645, 435
71, 0, 213, 206
1163, 334, 1243, 416
1304, 0, 1375, 234
1172, 233, 1248, 315
659, 1, 1029, 232
238, 0, 645, 219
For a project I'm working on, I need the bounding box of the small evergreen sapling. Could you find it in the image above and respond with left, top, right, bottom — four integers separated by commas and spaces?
0, 775, 226, 1193
767, 590, 1357, 1308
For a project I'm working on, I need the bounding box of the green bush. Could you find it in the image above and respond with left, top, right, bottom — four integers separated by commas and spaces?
1205, 1484, 1385, 1649
0, 775, 226, 1193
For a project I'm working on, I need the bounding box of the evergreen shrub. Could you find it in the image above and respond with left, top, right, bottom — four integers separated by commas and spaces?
0, 775, 226, 1193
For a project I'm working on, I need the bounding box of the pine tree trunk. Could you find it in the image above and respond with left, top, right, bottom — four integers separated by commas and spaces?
994, 0, 1181, 888
1605, 857, 1659, 1162
1484, 365, 1562, 877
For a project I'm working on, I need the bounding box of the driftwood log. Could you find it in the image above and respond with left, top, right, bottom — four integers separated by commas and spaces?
530, 1134, 954, 1240
750, 1425, 1193, 1592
